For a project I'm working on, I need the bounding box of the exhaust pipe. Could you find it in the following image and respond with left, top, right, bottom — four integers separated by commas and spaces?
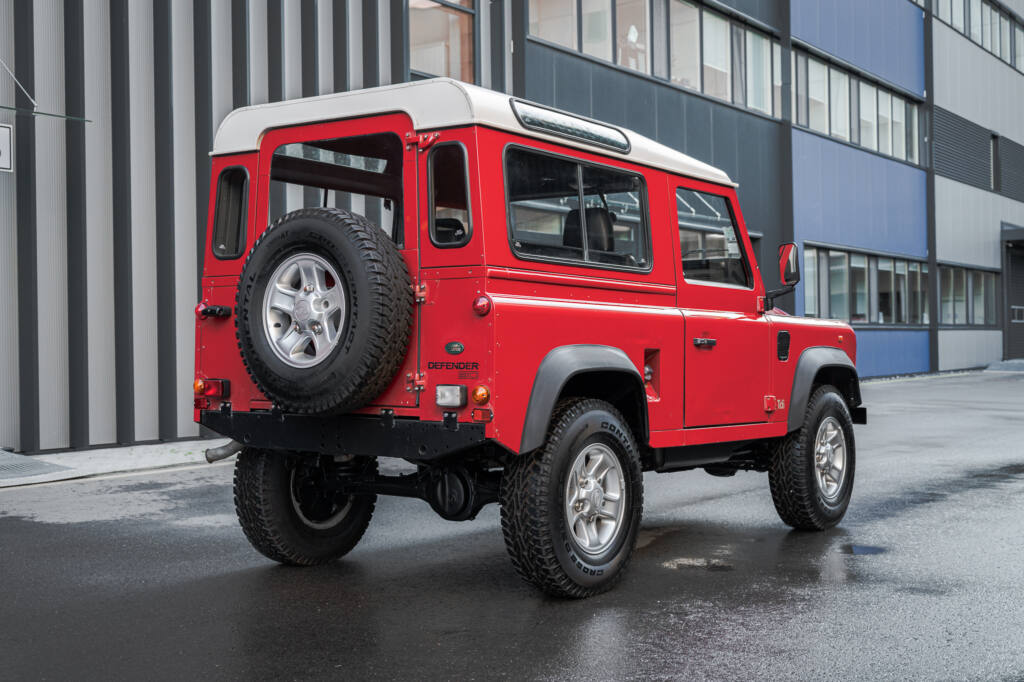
206, 440, 243, 464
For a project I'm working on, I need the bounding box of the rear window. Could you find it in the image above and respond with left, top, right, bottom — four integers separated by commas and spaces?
211, 166, 248, 259
505, 147, 650, 271
429, 143, 471, 248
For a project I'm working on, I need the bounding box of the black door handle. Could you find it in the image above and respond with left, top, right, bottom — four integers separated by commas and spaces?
693, 337, 717, 348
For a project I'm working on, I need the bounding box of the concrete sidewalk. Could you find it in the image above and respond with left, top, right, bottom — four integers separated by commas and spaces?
0, 439, 229, 488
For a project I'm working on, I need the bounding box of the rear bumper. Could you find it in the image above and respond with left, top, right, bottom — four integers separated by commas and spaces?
200, 409, 487, 461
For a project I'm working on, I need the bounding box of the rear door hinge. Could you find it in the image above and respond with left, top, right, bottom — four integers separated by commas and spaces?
412, 282, 428, 304
416, 132, 440, 151
406, 372, 427, 393
763, 395, 777, 413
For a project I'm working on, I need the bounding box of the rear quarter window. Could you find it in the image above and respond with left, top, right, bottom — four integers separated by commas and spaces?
212, 166, 248, 259
505, 146, 650, 271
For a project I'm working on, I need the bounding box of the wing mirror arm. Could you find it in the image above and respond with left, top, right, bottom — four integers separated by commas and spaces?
766, 242, 800, 311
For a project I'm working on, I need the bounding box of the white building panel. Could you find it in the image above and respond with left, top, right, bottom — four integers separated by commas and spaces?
936, 175, 1024, 269
938, 329, 1003, 370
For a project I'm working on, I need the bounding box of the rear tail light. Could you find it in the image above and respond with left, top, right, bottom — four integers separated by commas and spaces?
472, 295, 491, 316
194, 378, 230, 399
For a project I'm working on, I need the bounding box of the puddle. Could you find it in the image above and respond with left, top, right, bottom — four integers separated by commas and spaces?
840, 544, 886, 556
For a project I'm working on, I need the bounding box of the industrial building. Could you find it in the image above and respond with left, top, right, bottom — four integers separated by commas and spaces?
1, 0, 1022, 453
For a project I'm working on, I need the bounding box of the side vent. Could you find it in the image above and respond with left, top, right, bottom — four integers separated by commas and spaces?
777, 330, 791, 361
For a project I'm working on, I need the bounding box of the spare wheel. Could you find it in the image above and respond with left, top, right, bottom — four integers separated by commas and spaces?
235, 207, 412, 414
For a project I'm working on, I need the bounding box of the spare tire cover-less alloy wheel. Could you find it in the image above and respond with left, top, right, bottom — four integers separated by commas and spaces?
236, 208, 412, 414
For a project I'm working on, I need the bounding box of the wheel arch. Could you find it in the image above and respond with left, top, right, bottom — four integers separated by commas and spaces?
519, 345, 648, 454
787, 346, 862, 433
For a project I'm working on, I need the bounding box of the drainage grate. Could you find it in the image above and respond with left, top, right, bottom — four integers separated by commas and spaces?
0, 451, 70, 479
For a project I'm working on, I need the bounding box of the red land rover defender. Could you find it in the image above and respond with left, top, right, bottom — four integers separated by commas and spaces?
196, 78, 866, 598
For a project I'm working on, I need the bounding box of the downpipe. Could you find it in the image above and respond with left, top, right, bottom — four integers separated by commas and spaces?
206, 440, 243, 464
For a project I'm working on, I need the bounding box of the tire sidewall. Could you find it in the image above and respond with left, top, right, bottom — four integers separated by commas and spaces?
546, 407, 643, 589
800, 390, 856, 522
238, 215, 376, 405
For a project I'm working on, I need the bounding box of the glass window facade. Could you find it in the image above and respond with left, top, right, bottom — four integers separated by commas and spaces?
669, 0, 700, 89
409, 0, 475, 82
529, 0, 577, 50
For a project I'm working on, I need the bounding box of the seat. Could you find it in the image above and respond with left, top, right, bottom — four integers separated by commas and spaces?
563, 207, 615, 253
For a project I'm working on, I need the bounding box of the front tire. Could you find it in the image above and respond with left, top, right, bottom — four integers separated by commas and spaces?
233, 447, 376, 565
500, 399, 644, 598
769, 385, 856, 530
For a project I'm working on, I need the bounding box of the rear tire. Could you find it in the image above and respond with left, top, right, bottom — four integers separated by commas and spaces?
233, 447, 376, 565
500, 399, 643, 598
769, 385, 856, 530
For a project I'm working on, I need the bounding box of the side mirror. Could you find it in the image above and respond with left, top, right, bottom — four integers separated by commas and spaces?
778, 243, 800, 286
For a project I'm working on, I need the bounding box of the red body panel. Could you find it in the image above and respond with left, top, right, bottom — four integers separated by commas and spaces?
195, 117, 856, 454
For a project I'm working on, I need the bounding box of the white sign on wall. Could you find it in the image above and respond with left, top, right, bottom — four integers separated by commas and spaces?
0, 124, 11, 173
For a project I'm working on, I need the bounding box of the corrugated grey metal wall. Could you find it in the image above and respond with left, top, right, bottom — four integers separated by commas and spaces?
933, 107, 993, 191
1, 0, 485, 453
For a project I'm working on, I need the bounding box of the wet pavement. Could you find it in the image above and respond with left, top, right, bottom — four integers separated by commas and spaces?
2, 371, 1023, 680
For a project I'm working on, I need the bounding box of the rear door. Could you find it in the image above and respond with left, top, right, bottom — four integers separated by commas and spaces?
256, 113, 421, 407
674, 183, 772, 427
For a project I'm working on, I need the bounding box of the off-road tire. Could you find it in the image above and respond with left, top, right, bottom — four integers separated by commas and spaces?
769, 385, 856, 530
235, 207, 412, 414
233, 447, 376, 565
500, 399, 644, 598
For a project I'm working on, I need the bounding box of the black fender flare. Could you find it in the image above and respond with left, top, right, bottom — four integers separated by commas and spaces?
519, 344, 646, 454
787, 346, 863, 433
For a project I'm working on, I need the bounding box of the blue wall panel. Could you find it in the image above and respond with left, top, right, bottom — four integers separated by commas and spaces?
853, 330, 931, 377
791, 0, 925, 96
792, 130, 927, 259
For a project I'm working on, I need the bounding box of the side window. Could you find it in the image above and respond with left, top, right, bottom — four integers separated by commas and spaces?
677, 187, 751, 288
506, 147, 650, 270
429, 143, 471, 247
211, 166, 248, 259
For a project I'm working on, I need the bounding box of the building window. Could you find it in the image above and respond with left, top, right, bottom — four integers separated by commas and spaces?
952, 0, 966, 31
804, 246, 819, 316
807, 58, 828, 134
954, 267, 967, 323
828, 251, 849, 320
829, 68, 850, 141
851, 253, 868, 322
877, 90, 892, 156
582, 0, 613, 61
409, 0, 475, 83
529, 0, 577, 50
858, 82, 877, 151
702, 11, 731, 101
746, 31, 772, 115
772, 42, 782, 117
616, 0, 650, 73
971, 271, 986, 324
908, 103, 920, 164
669, 0, 700, 89
969, 0, 982, 42
1000, 13, 1011, 63
892, 96, 906, 161
985, 272, 997, 324
876, 257, 894, 323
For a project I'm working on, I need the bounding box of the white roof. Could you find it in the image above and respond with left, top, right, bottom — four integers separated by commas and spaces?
212, 78, 735, 187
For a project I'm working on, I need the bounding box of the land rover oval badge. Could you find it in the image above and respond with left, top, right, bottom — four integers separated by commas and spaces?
445, 341, 465, 355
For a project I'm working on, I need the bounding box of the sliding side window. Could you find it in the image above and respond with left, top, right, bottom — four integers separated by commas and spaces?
505, 147, 650, 270
677, 187, 751, 287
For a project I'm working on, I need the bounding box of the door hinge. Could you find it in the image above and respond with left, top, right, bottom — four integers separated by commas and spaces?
763, 395, 777, 413
412, 282, 428, 304
406, 372, 427, 393
416, 132, 440, 151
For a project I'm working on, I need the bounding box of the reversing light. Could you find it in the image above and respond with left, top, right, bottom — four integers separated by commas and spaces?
471, 385, 490, 405
472, 295, 492, 316
436, 384, 467, 408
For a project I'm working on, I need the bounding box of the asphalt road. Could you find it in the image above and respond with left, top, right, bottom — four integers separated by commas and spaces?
2, 371, 1023, 681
